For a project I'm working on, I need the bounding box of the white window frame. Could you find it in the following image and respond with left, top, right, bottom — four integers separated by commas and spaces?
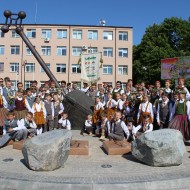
40, 63, 50, 73
103, 65, 113, 75
72, 64, 81, 74
11, 30, 20, 38
118, 48, 128, 57
88, 30, 98, 40
72, 30, 82, 39
10, 63, 19, 73
41, 46, 51, 56
26, 29, 36, 38
0, 45, 5, 55
88, 47, 98, 53
10, 45, 20, 55
26, 46, 35, 55
103, 48, 113, 57
103, 31, 113, 40
10, 80, 17, 91
72, 47, 82, 56
119, 31, 128, 41
0, 62, 4, 72
118, 65, 128, 75
25, 63, 35, 73
57, 29, 67, 39
121, 83, 127, 89
56, 64, 66, 73
42, 29, 51, 39
57, 46, 67, 56
25, 81, 33, 89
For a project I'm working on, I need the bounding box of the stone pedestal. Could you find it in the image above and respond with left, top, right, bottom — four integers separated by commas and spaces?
13, 140, 25, 150
103, 140, 131, 155
69, 140, 89, 155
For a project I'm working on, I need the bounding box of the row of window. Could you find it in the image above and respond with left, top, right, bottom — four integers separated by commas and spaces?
0, 29, 128, 41
0, 45, 128, 57
0, 62, 128, 75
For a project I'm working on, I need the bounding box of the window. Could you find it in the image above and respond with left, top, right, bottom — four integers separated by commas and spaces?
26, 46, 35, 55
72, 30, 82, 39
72, 47, 82, 56
11, 45, 20, 55
0, 31, 4, 38
72, 64, 81, 73
57, 29, 67, 39
41, 46, 51, 56
121, 83, 127, 89
10, 63, 19, 72
56, 64, 66, 73
103, 31, 113, 40
118, 48, 128, 57
25, 63, 35, 72
26, 29, 36, 38
11, 31, 20, 38
103, 48, 113, 57
40, 81, 46, 87
103, 65, 113, 75
119, 31, 128, 41
88, 30, 98, 40
25, 81, 33, 89
0, 62, 4, 72
10, 80, 17, 90
40, 63, 50, 73
88, 47, 98, 53
0, 46, 5, 55
118, 65, 128, 75
57, 46, 67, 56
42, 29, 51, 38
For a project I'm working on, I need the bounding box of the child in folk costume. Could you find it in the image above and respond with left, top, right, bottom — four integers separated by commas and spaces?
25, 88, 35, 111
169, 89, 190, 140
57, 89, 64, 102
164, 79, 173, 100
156, 92, 171, 129
84, 114, 93, 135
134, 114, 153, 137
58, 113, 71, 130
137, 95, 154, 125
32, 96, 46, 135
14, 90, 31, 120
115, 93, 124, 111
0, 93, 7, 134
126, 117, 136, 142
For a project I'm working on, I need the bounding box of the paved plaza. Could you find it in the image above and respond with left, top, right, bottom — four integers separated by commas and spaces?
0, 130, 190, 190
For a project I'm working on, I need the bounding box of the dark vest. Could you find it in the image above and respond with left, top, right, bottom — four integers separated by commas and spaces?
139, 124, 150, 133
113, 121, 124, 138
44, 101, 52, 115
159, 102, 170, 123
4, 119, 18, 131
15, 98, 26, 111
54, 102, 61, 116
26, 96, 35, 108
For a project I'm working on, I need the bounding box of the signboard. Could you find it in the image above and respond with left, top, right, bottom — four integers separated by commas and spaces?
161, 56, 190, 79
81, 53, 101, 82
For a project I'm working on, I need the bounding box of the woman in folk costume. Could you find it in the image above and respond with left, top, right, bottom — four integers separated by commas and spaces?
137, 95, 154, 125
169, 89, 190, 141
14, 90, 31, 120
32, 96, 47, 135
0, 93, 7, 134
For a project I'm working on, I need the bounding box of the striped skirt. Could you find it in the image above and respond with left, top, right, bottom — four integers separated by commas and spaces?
34, 111, 46, 125
169, 114, 189, 140
0, 107, 7, 126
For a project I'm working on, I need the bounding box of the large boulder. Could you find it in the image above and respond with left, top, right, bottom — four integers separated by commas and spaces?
132, 129, 186, 166
22, 129, 72, 171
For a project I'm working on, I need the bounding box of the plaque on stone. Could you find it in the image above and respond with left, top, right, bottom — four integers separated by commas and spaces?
22, 129, 72, 171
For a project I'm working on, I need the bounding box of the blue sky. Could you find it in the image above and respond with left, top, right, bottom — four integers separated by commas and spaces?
0, 0, 190, 45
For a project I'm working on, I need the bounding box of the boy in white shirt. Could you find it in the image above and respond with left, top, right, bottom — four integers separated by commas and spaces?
58, 113, 71, 130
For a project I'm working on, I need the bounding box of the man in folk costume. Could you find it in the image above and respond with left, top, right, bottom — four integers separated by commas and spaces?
156, 92, 171, 129
81, 82, 90, 95
127, 79, 136, 92
49, 81, 57, 94
0, 78, 4, 95
65, 83, 72, 94
164, 79, 173, 100
60, 80, 67, 96
88, 83, 99, 101
137, 95, 154, 125
169, 88, 190, 141
177, 77, 190, 100
105, 92, 117, 121
169, 91, 179, 121
112, 81, 124, 101
150, 80, 161, 104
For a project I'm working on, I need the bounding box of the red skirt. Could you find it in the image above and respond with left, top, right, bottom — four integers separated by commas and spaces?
0, 107, 7, 126
169, 114, 189, 140
34, 111, 46, 125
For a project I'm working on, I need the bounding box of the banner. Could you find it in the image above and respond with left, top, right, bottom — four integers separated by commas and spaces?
161, 56, 190, 79
81, 53, 101, 82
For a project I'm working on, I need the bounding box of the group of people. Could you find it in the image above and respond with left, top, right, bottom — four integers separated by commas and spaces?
0, 76, 190, 147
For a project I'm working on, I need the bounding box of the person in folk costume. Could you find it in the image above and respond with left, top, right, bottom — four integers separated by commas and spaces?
126, 117, 136, 142
57, 88, 64, 102
125, 85, 132, 100
176, 77, 190, 100
137, 94, 154, 125
156, 92, 171, 129
52, 94, 64, 129
108, 111, 129, 141
49, 81, 57, 94
169, 91, 179, 121
105, 92, 117, 121
115, 92, 124, 111
14, 90, 32, 120
43, 93, 54, 131
123, 99, 134, 122
65, 83, 72, 94
88, 83, 99, 101
81, 82, 90, 95
72, 82, 79, 91
31, 86, 38, 98
32, 96, 46, 135
0, 93, 7, 135
140, 81, 148, 96
25, 88, 35, 110
169, 88, 190, 141
96, 88, 108, 107
164, 79, 173, 100
0, 78, 4, 95
60, 80, 67, 96
58, 113, 71, 130
127, 79, 136, 92
150, 80, 161, 104
2, 80, 15, 111
112, 81, 124, 101
134, 114, 153, 137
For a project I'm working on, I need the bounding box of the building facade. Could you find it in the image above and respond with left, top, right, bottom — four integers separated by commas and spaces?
0, 24, 133, 89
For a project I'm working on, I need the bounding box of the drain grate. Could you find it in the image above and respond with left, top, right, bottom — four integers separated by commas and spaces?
101, 164, 112, 168
3, 158, 14, 162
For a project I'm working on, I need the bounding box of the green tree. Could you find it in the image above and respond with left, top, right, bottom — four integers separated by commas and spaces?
133, 17, 190, 86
